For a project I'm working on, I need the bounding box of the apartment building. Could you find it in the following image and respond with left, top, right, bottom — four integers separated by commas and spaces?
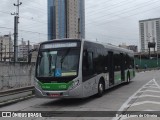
0, 35, 13, 61
139, 18, 160, 52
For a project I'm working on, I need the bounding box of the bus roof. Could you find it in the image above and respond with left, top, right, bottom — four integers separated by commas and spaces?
82, 39, 134, 54
41, 38, 134, 54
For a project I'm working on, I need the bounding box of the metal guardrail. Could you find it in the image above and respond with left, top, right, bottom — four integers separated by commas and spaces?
0, 86, 34, 106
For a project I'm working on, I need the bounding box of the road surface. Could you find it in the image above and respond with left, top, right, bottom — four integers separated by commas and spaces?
1, 70, 160, 120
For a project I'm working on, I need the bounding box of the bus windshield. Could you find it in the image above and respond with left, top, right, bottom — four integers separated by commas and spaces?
36, 48, 80, 77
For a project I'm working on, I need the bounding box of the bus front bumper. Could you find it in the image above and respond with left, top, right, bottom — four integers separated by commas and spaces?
34, 83, 83, 98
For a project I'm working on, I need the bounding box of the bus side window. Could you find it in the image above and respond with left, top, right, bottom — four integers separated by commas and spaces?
88, 52, 94, 71
83, 50, 89, 71
82, 50, 94, 77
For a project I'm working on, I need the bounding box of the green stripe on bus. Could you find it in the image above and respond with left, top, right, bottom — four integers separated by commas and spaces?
38, 81, 73, 90
125, 70, 127, 80
130, 70, 135, 79
114, 72, 121, 81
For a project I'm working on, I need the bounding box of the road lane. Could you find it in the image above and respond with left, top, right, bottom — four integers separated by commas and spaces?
0, 70, 160, 120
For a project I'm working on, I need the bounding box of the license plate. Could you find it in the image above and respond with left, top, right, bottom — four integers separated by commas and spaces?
49, 94, 61, 97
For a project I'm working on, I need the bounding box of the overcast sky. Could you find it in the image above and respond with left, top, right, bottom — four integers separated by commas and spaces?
0, 0, 160, 49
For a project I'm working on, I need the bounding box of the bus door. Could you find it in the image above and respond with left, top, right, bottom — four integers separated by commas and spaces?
120, 53, 125, 82
108, 51, 114, 86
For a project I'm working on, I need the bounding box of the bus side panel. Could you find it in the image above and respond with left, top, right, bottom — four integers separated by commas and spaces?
108, 51, 114, 86
82, 41, 108, 97
125, 54, 135, 81
81, 41, 97, 97
120, 53, 125, 82
113, 53, 122, 85
82, 73, 109, 98
82, 76, 98, 97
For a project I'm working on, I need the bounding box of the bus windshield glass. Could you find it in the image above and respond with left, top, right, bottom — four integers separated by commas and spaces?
37, 48, 80, 77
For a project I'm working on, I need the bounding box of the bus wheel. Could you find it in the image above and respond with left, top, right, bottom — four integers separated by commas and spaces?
97, 80, 104, 97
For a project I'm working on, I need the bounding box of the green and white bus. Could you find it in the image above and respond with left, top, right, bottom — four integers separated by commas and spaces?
35, 39, 135, 98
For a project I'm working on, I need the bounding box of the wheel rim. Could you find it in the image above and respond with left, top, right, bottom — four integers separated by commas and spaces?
127, 77, 130, 82
99, 83, 103, 93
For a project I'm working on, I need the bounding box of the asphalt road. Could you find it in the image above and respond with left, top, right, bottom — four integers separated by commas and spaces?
1, 70, 160, 120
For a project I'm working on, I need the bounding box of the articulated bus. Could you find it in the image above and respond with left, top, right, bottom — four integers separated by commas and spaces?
35, 39, 135, 98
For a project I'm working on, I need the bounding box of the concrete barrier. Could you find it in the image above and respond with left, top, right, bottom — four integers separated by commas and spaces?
0, 62, 35, 92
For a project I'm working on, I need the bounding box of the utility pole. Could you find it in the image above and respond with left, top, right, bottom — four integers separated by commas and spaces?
4, 45, 6, 62
9, 34, 11, 62
78, 18, 81, 39
0, 41, 2, 61
11, 0, 22, 62
22, 38, 24, 60
28, 40, 30, 55
28, 40, 31, 63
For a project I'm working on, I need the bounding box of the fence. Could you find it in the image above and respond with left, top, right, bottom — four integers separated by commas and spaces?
135, 58, 160, 69
0, 62, 35, 91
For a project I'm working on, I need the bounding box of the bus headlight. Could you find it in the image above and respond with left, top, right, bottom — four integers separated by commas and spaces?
34, 78, 42, 89
34, 78, 38, 86
69, 80, 80, 90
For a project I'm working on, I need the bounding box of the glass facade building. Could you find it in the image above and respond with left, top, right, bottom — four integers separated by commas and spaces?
57, 0, 66, 39
47, 0, 55, 40
78, 0, 85, 39
47, 0, 85, 40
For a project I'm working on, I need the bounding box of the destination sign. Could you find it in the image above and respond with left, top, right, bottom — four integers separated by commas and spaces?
42, 42, 78, 49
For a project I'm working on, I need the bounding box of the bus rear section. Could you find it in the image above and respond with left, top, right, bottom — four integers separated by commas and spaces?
34, 40, 84, 98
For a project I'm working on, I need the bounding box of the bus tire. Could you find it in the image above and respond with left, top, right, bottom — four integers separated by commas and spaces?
126, 71, 130, 84
97, 79, 105, 97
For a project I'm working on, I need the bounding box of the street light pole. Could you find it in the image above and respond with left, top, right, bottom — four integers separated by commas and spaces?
157, 51, 159, 68
4, 45, 6, 62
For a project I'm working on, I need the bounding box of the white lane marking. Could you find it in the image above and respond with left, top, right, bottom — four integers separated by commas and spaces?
147, 79, 154, 83
154, 79, 160, 88
142, 86, 160, 89
132, 95, 160, 99
118, 79, 154, 111
142, 80, 159, 87
138, 90, 160, 93
143, 84, 158, 87
126, 101, 160, 108
112, 79, 155, 120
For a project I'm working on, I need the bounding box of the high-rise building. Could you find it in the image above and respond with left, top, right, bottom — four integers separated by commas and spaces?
139, 18, 160, 52
47, 0, 85, 40
119, 43, 138, 52
48, 0, 55, 40
18, 40, 32, 59
0, 34, 13, 61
